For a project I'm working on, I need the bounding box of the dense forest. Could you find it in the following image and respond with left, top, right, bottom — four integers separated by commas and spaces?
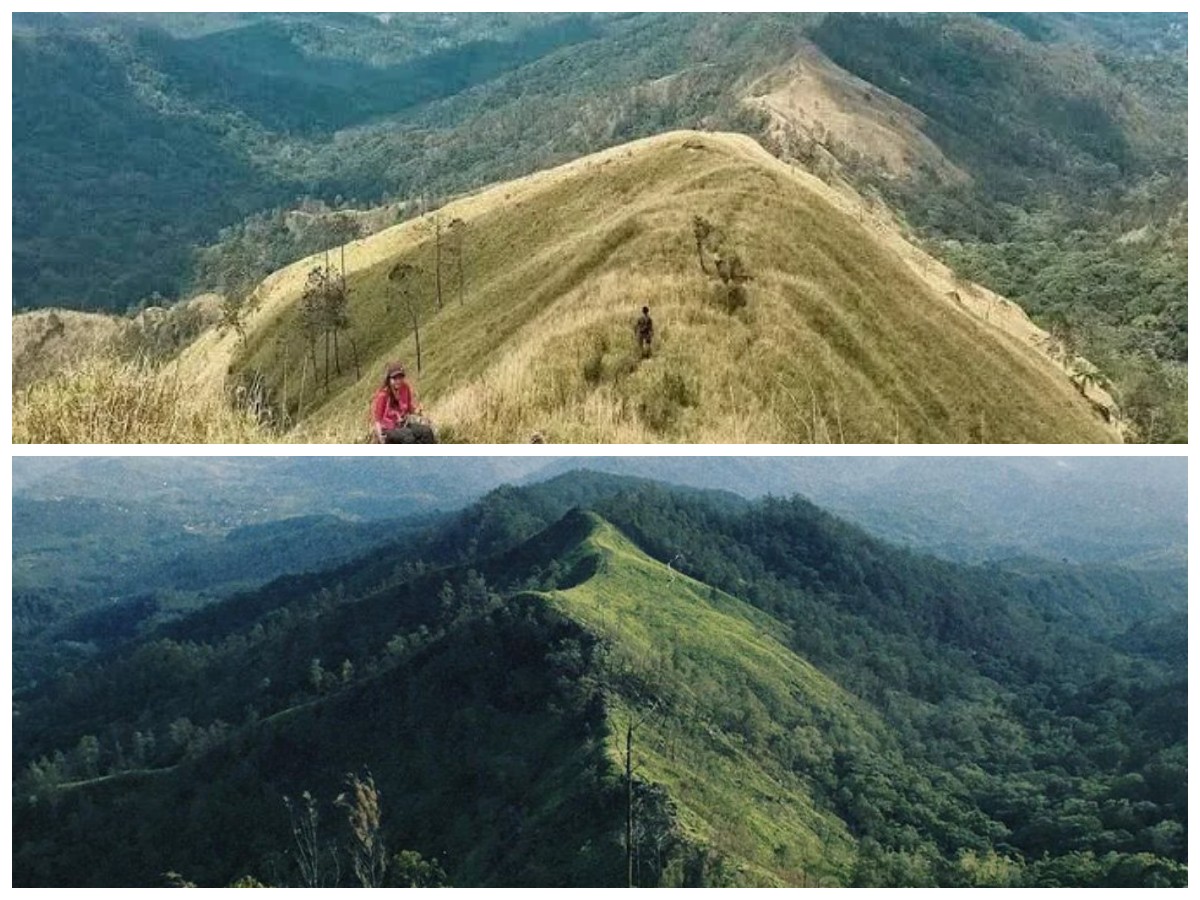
12, 456, 551, 692
12, 12, 769, 312
13, 472, 1186, 887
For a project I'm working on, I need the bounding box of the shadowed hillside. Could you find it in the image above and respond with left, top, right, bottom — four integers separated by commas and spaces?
14, 476, 1185, 886
211, 131, 1116, 443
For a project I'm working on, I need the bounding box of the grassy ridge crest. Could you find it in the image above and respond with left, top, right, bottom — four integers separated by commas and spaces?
541, 512, 873, 883
222, 130, 1117, 443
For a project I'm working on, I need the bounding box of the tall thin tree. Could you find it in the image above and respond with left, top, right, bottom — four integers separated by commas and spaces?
388, 262, 425, 374
432, 214, 444, 310
448, 217, 467, 306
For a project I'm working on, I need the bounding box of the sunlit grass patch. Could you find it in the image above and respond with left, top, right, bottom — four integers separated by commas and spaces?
13, 354, 273, 444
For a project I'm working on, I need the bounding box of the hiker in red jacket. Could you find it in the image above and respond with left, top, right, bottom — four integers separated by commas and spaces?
371, 362, 436, 443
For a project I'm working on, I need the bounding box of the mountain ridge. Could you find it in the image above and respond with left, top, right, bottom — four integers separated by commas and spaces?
14, 476, 1186, 886
175, 130, 1119, 443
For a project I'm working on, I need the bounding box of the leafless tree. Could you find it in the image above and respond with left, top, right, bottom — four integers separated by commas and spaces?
388, 262, 425, 374
447, 217, 467, 306
692, 216, 715, 274
432, 214, 444, 311
283, 791, 329, 888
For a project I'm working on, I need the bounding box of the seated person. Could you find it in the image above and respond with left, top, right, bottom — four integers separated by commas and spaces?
371, 362, 436, 443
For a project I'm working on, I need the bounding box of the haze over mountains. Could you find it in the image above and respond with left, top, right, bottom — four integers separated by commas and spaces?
14, 456, 1185, 564
13, 462, 1186, 886
12, 12, 1186, 441
13, 456, 1185, 702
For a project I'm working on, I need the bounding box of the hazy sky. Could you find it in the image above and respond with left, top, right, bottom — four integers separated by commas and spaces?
13, 456, 1185, 565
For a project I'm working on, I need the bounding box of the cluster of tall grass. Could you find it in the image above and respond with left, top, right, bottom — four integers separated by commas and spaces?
13, 354, 273, 444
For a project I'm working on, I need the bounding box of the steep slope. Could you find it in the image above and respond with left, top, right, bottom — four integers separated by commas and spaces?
543, 512, 868, 884
806, 14, 1188, 378
743, 39, 968, 185
201, 131, 1115, 443
13, 483, 1186, 886
12, 510, 883, 886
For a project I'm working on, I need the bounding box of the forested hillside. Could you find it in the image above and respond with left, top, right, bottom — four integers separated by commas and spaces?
11, 458, 548, 691
12, 12, 766, 313
14, 458, 1185, 693
14, 472, 1186, 887
807, 13, 1186, 438
533, 457, 1188, 565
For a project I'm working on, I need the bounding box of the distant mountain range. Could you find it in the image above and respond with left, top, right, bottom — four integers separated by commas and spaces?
15, 456, 1185, 563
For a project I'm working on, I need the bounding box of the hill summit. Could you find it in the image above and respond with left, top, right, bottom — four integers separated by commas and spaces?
186, 130, 1117, 443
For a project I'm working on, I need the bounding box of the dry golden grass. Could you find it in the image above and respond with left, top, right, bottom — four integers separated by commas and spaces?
25, 130, 1119, 444
744, 41, 967, 184
231, 130, 1116, 444
12, 308, 127, 391
13, 354, 272, 444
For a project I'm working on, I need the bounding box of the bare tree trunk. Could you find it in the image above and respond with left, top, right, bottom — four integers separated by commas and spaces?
434, 217, 443, 310
409, 309, 423, 375
351, 335, 361, 382
299, 346, 312, 413
626, 722, 634, 889
281, 343, 289, 425
334, 329, 341, 376
458, 248, 465, 307
308, 342, 318, 405
323, 331, 331, 393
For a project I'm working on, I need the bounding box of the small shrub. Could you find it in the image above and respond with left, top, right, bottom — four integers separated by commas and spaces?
661, 371, 697, 408
723, 283, 749, 312
582, 335, 609, 385
638, 371, 697, 433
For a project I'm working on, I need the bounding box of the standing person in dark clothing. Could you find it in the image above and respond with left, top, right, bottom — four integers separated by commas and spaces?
371, 361, 436, 443
635, 306, 654, 357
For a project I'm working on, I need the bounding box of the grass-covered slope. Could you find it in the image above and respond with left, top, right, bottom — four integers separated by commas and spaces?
543, 512, 869, 884
221, 131, 1116, 443
10, 510, 896, 887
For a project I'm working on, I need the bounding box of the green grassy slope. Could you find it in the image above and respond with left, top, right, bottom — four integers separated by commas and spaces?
229, 131, 1115, 443
11, 510, 899, 886
543, 512, 868, 884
